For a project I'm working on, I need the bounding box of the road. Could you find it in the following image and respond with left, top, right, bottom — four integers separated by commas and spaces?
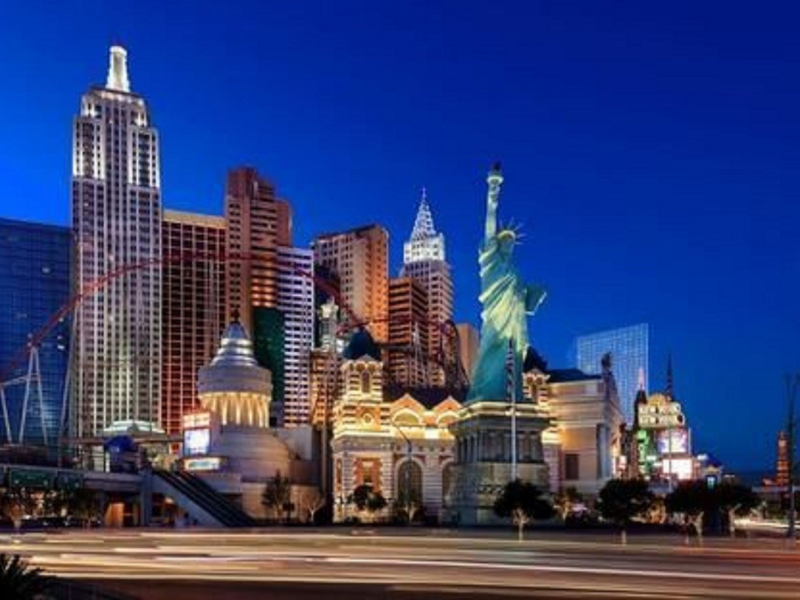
2, 528, 800, 599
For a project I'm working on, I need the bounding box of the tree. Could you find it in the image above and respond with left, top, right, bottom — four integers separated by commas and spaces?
66, 489, 104, 528
262, 472, 292, 523
665, 481, 709, 544
348, 484, 387, 522
494, 479, 555, 542
0, 554, 51, 599
0, 487, 37, 533
298, 488, 327, 524
716, 483, 760, 537
596, 479, 654, 545
554, 486, 584, 521
666, 481, 761, 541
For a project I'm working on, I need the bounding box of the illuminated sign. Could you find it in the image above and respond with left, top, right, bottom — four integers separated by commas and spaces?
662, 457, 694, 480
182, 412, 211, 430
183, 428, 210, 457
657, 429, 689, 455
184, 457, 222, 472
637, 394, 685, 429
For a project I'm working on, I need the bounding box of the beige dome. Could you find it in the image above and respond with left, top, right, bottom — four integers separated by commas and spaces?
198, 319, 272, 428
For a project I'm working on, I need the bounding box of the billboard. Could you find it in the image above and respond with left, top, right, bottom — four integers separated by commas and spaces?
662, 457, 694, 480
657, 429, 690, 455
183, 428, 210, 457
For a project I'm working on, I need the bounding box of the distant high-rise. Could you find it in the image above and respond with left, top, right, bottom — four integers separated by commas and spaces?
71, 46, 162, 437
387, 277, 429, 388
400, 190, 453, 385
161, 210, 226, 435
224, 167, 291, 334
276, 246, 315, 426
312, 225, 389, 343
574, 323, 649, 425
776, 430, 789, 487
0, 218, 71, 445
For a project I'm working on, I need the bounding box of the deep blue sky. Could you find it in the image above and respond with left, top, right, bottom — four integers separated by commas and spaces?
0, 0, 798, 471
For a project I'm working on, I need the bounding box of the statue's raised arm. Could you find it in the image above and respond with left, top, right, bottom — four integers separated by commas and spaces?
484, 162, 503, 244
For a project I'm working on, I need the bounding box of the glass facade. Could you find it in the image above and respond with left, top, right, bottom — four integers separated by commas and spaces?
0, 218, 71, 445
574, 323, 649, 426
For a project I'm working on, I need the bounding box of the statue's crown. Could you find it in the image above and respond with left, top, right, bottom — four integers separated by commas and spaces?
497, 228, 517, 242
498, 219, 524, 243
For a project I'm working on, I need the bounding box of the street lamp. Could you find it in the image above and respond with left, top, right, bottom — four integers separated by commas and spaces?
392, 419, 413, 498
786, 373, 800, 541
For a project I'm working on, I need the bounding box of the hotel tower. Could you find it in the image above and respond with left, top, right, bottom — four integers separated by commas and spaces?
71, 46, 162, 437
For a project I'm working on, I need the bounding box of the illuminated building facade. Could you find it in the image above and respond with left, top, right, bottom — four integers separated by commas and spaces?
634, 391, 693, 482
71, 46, 162, 437
400, 190, 453, 385
197, 319, 272, 428
224, 167, 291, 334
575, 323, 649, 426
187, 318, 319, 520
776, 430, 789, 487
0, 218, 71, 445
387, 277, 429, 388
276, 246, 315, 426
529, 355, 625, 495
161, 210, 226, 435
312, 225, 389, 343
331, 329, 459, 522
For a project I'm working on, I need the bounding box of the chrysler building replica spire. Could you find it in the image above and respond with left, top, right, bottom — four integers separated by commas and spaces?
401, 188, 453, 386
72, 46, 162, 439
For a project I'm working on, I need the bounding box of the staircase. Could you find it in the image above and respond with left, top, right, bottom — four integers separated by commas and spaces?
152, 469, 256, 528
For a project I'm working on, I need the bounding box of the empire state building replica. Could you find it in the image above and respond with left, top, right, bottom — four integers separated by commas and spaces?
71, 46, 163, 439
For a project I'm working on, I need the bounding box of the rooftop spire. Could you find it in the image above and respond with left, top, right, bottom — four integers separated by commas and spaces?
410, 187, 437, 241
637, 367, 646, 392
106, 45, 131, 92
665, 353, 674, 398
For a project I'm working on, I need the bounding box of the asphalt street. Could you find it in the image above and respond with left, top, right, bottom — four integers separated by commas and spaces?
2, 528, 799, 599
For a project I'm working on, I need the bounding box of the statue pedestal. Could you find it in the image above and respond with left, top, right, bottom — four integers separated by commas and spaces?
447, 400, 550, 526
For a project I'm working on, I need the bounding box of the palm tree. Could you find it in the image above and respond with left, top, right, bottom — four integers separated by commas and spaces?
0, 554, 51, 599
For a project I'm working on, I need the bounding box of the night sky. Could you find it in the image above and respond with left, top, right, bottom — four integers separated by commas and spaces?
0, 1, 798, 472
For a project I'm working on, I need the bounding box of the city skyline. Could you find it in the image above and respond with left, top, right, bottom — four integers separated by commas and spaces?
1, 1, 799, 470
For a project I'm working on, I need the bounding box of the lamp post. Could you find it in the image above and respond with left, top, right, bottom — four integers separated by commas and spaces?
392, 418, 414, 521
786, 374, 800, 541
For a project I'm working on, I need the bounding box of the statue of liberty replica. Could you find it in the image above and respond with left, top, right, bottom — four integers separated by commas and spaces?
448, 163, 552, 526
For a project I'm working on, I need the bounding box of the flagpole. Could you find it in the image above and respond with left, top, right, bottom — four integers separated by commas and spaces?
509, 338, 518, 481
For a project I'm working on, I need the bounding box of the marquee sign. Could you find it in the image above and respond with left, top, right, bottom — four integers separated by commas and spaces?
637, 394, 685, 430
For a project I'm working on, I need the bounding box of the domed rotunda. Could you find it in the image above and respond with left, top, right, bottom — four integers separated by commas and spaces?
197, 315, 272, 428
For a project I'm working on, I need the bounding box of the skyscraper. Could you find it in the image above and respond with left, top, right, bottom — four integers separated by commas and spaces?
387, 276, 429, 388
312, 225, 389, 343
224, 167, 312, 427
161, 210, 226, 435
0, 218, 71, 445
71, 46, 162, 437
400, 190, 453, 385
574, 323, 649, 425
224, 167, 291, 334
276, 245, 315, 426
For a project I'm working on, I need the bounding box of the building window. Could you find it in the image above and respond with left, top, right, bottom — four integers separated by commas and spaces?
565, 453, 580, 481
360, 371, 371, 394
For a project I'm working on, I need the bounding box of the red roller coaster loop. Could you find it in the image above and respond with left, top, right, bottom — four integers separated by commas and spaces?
0, 251, 360, 383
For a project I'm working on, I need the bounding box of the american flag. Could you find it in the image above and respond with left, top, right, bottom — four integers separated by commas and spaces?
506, 338, 516, 403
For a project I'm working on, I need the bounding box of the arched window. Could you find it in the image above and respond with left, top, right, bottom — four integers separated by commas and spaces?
360, 370, 371, 394
397, 460, 423, 507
